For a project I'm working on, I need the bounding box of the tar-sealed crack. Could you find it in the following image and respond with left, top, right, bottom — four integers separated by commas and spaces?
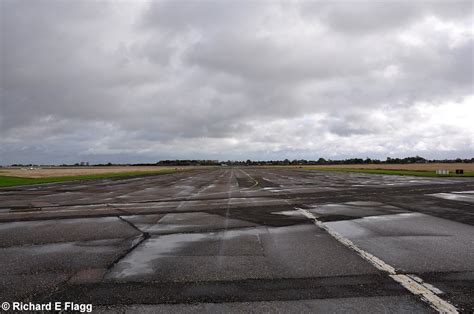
107, 216, 151, 270
116, 215, 147, 234
106, 233, 150, 272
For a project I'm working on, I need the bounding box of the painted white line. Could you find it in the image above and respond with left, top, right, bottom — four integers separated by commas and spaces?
239, 169, 259, 189
407, 274, 444, 295
390, 274, 456, 313
297, 208, 459, 314
297, 208, 396, 274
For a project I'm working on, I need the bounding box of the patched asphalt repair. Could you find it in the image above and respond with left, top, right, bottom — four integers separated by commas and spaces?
0, 168, 473, 312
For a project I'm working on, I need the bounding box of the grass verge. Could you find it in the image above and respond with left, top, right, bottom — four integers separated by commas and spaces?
302, 167, 474, 177
0, 169, 179, 187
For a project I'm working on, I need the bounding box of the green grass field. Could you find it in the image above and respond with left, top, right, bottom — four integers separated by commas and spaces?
302, 167, 474, 177
0, 169, 179, 187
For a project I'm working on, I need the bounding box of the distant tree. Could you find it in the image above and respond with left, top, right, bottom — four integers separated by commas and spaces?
316, 158, 326, 164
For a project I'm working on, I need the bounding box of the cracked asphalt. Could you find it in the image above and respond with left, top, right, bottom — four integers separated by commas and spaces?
0, 168, 473, 312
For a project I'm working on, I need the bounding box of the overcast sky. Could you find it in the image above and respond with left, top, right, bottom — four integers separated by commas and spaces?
1, 0, 473, 164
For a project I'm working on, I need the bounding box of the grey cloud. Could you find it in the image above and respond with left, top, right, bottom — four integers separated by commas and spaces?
0, 0, 472, 164
185, 32, 377, 83
301, 0, 473, 34
325, 114, 382, 136
141, 0, 265, 32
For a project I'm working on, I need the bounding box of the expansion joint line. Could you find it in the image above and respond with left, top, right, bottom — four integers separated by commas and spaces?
117, 215, 146, 235
297, 207, 459, 314
108, 216, 150, 270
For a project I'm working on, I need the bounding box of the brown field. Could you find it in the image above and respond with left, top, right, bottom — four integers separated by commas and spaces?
1, 163, 473, 179
301, 163, 474, 172
0, 166, 184, 178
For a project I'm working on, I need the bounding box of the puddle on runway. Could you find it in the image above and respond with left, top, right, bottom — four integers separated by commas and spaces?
134, 212, 256, 233
324, 212, 452, 239
106, 233, 210, 279
322, 211, 474, 274
325, 220, 373, 238
429, 191, 474, 203
271, 210, 305, 217
106, 227, 269, 280
262, 187, 276, 191
344, 201, 384, 206
352, 212, 421, 221
305, 202, 407, 222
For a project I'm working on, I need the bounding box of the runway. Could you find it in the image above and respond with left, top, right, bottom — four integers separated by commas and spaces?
1, 168, 473, 312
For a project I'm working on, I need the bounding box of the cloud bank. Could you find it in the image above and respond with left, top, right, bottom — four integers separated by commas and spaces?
1, 0, 473, 164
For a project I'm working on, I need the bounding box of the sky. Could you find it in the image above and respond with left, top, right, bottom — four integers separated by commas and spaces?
1, 0, 473, 164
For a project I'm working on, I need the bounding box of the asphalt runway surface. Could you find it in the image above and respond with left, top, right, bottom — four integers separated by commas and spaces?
0, 168, 473, 313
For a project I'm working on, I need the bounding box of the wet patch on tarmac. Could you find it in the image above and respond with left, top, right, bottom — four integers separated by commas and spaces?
236, 177, 255, 188
429, 191, 474, 203
106, 224, 379, 283
123, 212, 258, 234
322, 209, 474, 311
304, 201, 409, 222
324, 211, 474, 273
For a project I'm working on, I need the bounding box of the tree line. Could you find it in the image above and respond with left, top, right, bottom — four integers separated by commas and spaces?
5, 156, 474, 167
222, 156, 474, 166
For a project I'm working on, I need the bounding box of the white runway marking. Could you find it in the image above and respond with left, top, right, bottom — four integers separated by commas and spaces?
297, 207, 459, 314
238, 169, 259, 189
